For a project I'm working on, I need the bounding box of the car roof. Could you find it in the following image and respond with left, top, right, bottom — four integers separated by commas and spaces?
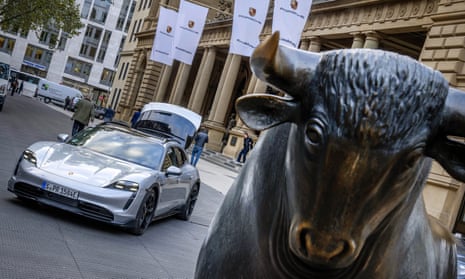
141, 102, 202, 129
135, 102, 202, 149
98, 122, 183, 147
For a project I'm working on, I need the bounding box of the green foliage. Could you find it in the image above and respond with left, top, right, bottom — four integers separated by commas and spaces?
0, 0, 83, 36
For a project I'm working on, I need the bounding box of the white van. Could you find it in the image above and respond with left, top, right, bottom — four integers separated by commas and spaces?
37, 79, 83, 106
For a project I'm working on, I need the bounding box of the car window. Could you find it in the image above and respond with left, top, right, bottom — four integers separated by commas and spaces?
162, 150, 174, 171
68, 126, 164, 169
174, 147, 186, 166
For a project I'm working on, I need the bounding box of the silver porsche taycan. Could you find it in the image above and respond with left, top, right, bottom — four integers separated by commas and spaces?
8, 103, 202, 235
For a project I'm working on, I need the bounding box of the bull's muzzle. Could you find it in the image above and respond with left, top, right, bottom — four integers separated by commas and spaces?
291, 225, 356, 267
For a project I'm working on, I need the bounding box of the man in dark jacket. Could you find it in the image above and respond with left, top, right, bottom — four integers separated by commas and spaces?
71, 96, 94, 136
190, 127, 209, 166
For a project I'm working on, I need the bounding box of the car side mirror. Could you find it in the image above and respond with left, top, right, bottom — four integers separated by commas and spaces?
57, 134, 69, 142
166, 166, 182, 176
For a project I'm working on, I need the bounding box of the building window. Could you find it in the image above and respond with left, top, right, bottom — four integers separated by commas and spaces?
0, 35, 15, 54
80, 25, 102, 60
125, 1, 136, 32
122, 62, 129, 79
116, 0, 131, 30
57, 33, 69, 50
81, 0, 93, 19
24, 44, 53, 70
118, 62, 125, 80
97, 30, 111, 63
130, 19, 142, 42
39, 29, 59, 49
65, 57, 92, 80
89, 0, 111, 25
100, 68, 114, 86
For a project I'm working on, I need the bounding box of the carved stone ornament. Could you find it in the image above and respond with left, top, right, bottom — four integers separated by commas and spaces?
195, 32, 464, 278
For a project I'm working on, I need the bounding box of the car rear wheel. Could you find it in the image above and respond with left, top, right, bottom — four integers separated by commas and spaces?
177, 184, 200, 221
44, 97, 51, 103
130, 189, 157, 235
0, 103, 3, 112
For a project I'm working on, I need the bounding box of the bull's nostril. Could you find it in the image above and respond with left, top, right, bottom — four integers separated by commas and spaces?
297, 228, 354, 262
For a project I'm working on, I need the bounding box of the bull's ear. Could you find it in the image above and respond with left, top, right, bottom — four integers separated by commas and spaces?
428, 87, 465, 182
235, 93, 297, 130
427, 137, 465, 182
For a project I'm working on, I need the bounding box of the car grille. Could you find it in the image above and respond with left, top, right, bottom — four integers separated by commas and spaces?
14, 183, 114, 222
78, 201, 113, 221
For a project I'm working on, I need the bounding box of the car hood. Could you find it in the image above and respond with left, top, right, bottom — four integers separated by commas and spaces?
135, 102, 202, 149
32, 142, 152, 187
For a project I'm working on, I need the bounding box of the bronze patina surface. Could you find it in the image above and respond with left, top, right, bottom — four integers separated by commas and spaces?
195, 32, 464, 278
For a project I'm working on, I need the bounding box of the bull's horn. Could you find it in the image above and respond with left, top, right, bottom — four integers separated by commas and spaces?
250, 31, 321, 97
442, 87, 465, 137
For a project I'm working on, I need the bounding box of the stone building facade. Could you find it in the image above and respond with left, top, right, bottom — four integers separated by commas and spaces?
111, 0, 465, 233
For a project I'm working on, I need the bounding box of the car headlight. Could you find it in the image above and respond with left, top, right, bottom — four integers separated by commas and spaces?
23, 149, 37, 165
107, 180, 139, 192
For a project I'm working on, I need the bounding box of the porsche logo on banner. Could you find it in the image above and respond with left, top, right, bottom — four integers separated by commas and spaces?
272, 0, 313, 48
172, 0, 208, 65
229, 0, 270, 57
150, 6, 178, 66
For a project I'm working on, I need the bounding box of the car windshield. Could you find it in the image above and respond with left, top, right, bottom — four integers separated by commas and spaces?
68, 126, 164, 169
135, 111, 197, 148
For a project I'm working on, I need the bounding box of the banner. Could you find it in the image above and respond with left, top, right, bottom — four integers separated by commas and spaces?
150, 7, 178, 66
272, 0, 313, 48
172, 0, 208, 65
230, 0, 270, 57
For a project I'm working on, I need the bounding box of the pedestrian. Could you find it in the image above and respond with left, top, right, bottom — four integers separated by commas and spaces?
18, 81, 23, 95
236, 132, 253, 163
190, 127, 209, 167
71, 96, 94, 136
64, 96, 71, 111
221, 114, 236, 152
103, 105, 115, 122
130, 108, 141, 128
10, 78, 17, 96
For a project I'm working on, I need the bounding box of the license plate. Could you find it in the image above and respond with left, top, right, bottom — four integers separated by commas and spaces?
41, 182, 79, 200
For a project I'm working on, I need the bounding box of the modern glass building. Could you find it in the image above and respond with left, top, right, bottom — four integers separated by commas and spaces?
0, 0, 136, 105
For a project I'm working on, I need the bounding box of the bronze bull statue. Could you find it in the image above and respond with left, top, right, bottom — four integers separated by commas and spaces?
195, 32, 465, 278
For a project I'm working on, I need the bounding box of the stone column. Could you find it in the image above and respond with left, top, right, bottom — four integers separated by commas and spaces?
351, 32, 365, 48
363, 31, 380, 49
155, 65, 172, 102
189, 47, 216, 113
205, 53, 242, 151
212, 54, 241, 124
246, 75, 258, 94
300, 38, 310, 50
169, 63, 191, 105
308, 36, 321, 52
208, 53, 233, 121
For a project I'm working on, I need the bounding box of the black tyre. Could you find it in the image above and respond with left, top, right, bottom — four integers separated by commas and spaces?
0, 103, 3, 112
44, 97, 51, 103
177, 184, 200, 221
130, 189, 157, 235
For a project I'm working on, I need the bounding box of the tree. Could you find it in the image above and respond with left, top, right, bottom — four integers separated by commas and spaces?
0, 0, 82, 37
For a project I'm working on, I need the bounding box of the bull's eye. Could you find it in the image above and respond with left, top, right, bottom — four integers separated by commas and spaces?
307, 128, 321, 143
305, 121, 325, 145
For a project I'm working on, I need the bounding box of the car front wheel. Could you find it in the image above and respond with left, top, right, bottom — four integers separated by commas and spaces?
177, 184, 200, 221
130, 189, 157, 235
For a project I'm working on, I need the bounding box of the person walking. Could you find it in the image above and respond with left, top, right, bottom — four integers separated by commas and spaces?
18, 81, 23, 95
71, 96, 94, 136
190, 127, 209, 167
130, 108, 141, 127
103, 105, 115, 122
236, 132, 253, 163
64, 96, 71, 110
10, 78, 17, 96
